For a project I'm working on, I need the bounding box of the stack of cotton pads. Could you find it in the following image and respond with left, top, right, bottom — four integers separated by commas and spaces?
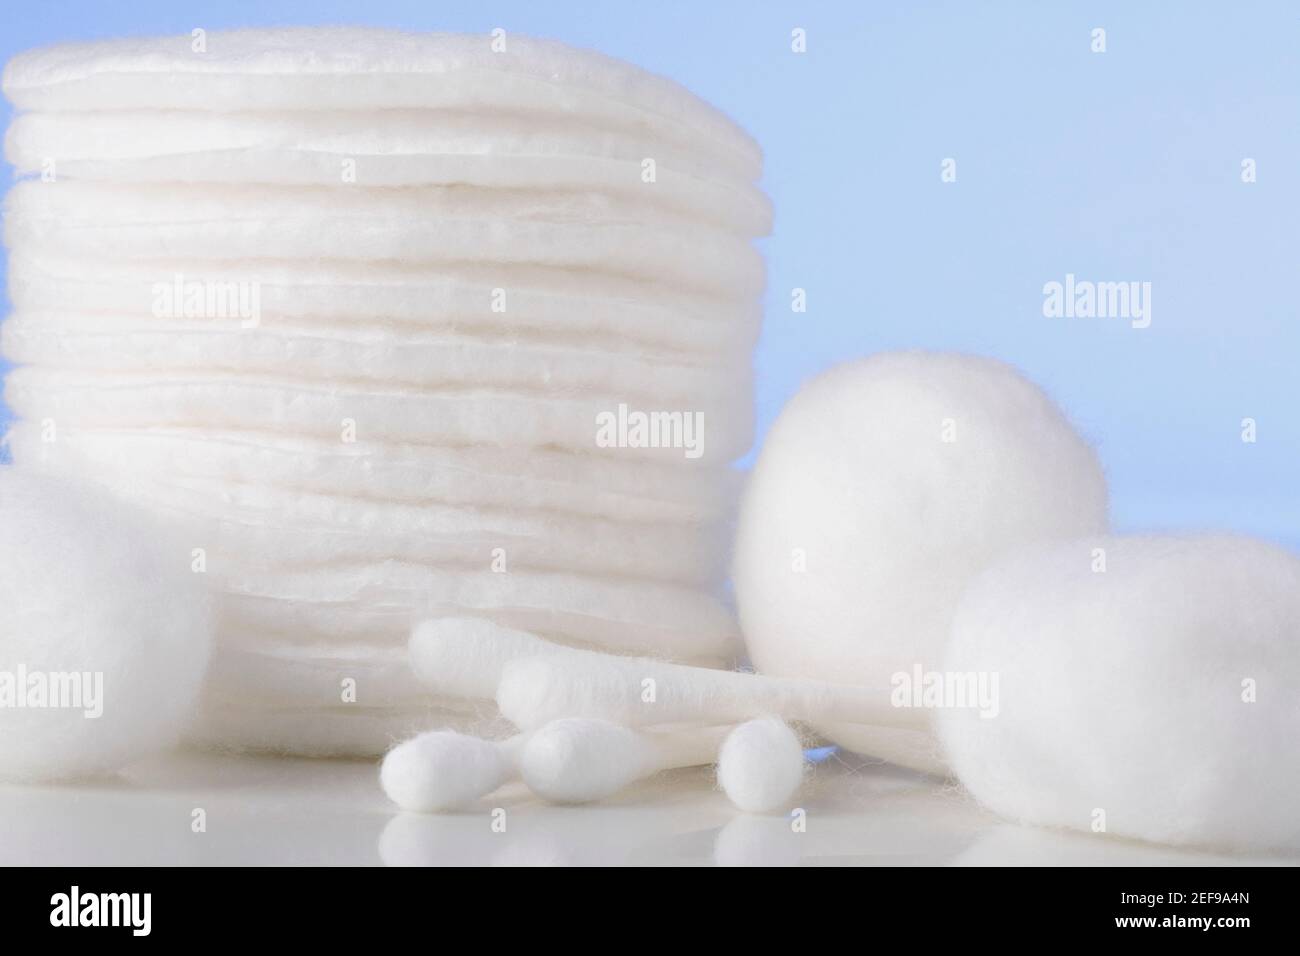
1, 27, 768, 754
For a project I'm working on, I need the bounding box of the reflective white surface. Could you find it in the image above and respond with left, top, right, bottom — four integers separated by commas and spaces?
0, 749, 1292, 866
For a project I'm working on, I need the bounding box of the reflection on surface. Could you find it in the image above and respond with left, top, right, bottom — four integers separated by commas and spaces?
0, 749, 1291, 866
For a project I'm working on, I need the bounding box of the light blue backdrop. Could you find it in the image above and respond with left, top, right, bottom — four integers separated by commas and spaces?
1, 1, 1296, 547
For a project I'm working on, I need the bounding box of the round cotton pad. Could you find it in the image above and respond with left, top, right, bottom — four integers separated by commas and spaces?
190, 698, 501, 757
215, 565, 740, 662
733, 352, 1108, 760
1, 27, 762, 179
3, 424, 740, 525
4, 181, 764, 297
938, 534, 1300, 852
1, 313, 752, 406
4, 111, 771, 235
4, 368, 753, 463
102, 488, 729, 587
0, 468, 213, 780
7, 254, 761, 356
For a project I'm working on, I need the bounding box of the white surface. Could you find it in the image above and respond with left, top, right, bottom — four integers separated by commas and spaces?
0, 749, 1293, 866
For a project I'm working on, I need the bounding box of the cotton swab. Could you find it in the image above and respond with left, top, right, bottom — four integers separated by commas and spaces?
520, 718, 728, 803
409, 617, 567, 699
496, 652, 922, 733
716, 718, 806, 813
380, 719, 736, 811
380, 730, 524, 812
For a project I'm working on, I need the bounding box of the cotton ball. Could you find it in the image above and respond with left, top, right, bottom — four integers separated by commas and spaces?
0, 468, 212, 780
380, 731, 513, 812
733, 352, 1107, 761
938, 534, 1300, 851
717, 717, 804, 813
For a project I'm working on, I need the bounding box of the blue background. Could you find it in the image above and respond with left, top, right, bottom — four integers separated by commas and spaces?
1, 1, 1296, 548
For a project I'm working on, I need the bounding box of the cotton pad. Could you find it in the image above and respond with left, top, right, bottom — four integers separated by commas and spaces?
4, 368, 753, 463
202, 640, 460, 711
4, 111, 771, 235
190, 698, 501, 757
21, 471, 729, 586
1, 27, 762, 179
216, 565, 740, 662
0, 468, 213, 780
1, 313, 752, 405
3, 26, 765, 757
4, 181, 764, 296
7, 254, 761, 356
3, 424, 740, 525
937, 534, 1300, 851
733, 352, 1108, 762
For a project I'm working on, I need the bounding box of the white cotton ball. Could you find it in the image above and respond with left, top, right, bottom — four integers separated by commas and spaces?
379, 731, 513, 812
734, 352, 1107, 762
938, 534, 1300, 851
0, 468, 212, 781
717, 717, 805, 813
519, 718, 648, 803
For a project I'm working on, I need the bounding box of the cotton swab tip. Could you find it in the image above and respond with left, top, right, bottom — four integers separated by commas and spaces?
518, 718, 649, 804
717, 717, 805, 813
380, 730, 512, 812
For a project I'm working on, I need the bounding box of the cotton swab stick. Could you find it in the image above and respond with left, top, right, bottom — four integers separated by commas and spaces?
520, 718, 728, 803
380, 719, 735, 812
716, 717, 806, 813
496, 652, 924, 732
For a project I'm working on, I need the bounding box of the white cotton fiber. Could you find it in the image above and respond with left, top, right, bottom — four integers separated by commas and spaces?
938, 534, 1300, 852
1, 28, 762, 178
191, 699, 499, 758
1, 314, 751, 405
3, 425, 740, 525
380, 730, 516, 812
4, 181, 763, 296
7, 254, 761, 356
3, 111, 771, 234
2, 26, 764, 755
17, 472, 729, 586
717, 718, 805, 813
217, 565, 741, 662
0, 468, 213, 780
734, 352, 1107, 763
4, 368, 753, 463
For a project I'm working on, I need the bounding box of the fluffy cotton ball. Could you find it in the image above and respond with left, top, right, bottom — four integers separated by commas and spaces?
717, 717, 804, 813
379, 731, 513, 812
938, 534, 1300, 851
0, 468, 212, 780
733, 352, 1107, 763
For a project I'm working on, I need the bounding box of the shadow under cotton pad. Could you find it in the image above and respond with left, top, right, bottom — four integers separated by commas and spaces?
1, 27, 762, 180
